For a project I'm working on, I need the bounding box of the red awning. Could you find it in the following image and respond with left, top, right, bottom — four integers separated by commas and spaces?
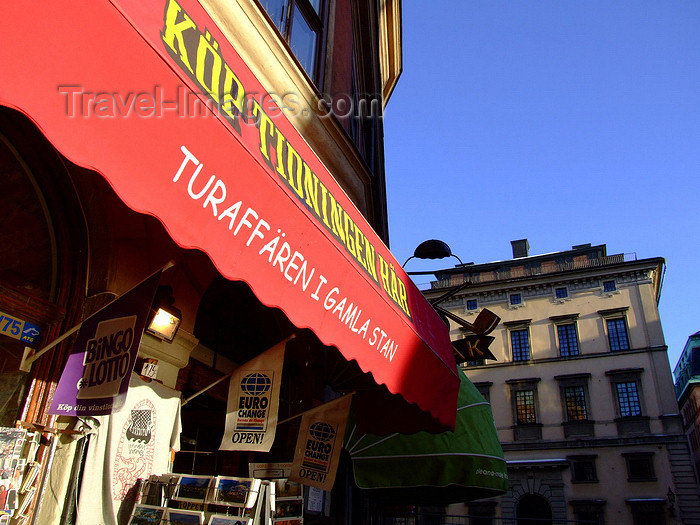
0, 0, 459, 429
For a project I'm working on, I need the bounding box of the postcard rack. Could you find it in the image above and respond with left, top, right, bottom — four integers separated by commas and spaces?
0, 427, 42, 525
131, 474, 279, 525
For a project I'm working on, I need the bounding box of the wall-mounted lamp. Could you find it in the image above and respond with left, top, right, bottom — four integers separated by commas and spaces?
667, 487, 676, 517
404, 239, 500, 363
402, 239, 464, 268
146, 285, 181, 342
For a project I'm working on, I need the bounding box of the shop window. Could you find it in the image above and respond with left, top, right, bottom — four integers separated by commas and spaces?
258, 0, 326, 83
623, 452, 656, 481
557, 323, 579, 356
569, 456, 598, 483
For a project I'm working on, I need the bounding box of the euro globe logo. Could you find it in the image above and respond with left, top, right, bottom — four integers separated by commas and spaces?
309, 422, 336, 442
240, 373, 271, 395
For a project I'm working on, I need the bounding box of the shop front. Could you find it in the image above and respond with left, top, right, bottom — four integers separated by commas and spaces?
0, 1, 503, 523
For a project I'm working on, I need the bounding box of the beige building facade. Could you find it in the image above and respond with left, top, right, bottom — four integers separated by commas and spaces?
674, 332, 700, 484
424, 240, 700, 524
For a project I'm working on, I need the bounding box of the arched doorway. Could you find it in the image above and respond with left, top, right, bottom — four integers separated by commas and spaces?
0, 106, 88, 425
516, 493, 553, 525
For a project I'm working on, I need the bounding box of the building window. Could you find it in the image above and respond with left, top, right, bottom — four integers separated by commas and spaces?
259, 0, 326, 82
511, 329, 530, 362
569, 456, 598, 483
623, 452, 656, 481
468, 502, 496, 525
556, 373, 594, 437
555, 286, 568, 299
616, 381, 642, 417
515, 390, 537, 424
627, 500, 666, 525
606, 317, 630, 351
557, 323, 579, 356
466, 299, 478, 311
509, 293, 522, 306
508, 378, 542, 440
474, 382, 492, 403
570, 500, 606, 525
564, 386, 588, 421
603, 280, 616, 292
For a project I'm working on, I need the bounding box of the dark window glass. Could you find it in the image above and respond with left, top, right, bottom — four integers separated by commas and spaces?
570, 458, 597, 482
289, 4, 317, 76
564, 386, 588, 421
466, 299, 478, 311
603, 280, 616, 292
259, 0, 324, 82
260, 0, 286, 31
475, 386, 490, 403
510, 293, 522, 305
515, 390, 536, 424
557, 323, 579, 356
607, 318, 630, 351
631, 508, 665, 525
574, 510, 604, 525
626, 454, 655, 481
555, 287, 568, 298
616, 381, 642, 417
511, 329, 530, 361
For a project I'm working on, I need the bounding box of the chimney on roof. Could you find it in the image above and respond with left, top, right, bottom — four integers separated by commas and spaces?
511, 239, 530, 259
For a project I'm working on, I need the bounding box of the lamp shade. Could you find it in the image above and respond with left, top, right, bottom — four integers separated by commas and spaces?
413, 239, 454, 260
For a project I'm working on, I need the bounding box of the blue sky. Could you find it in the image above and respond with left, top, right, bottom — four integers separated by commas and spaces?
383, 1, 700, 370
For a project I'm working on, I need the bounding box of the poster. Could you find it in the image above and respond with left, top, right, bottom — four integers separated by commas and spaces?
49, 271, 162, 416
219, 339, 287, 452
289, 395, 352, 491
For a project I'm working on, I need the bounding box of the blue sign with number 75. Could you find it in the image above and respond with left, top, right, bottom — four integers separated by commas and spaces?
0, 310, 42, 346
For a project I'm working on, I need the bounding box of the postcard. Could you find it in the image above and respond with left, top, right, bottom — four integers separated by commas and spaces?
172, 475, 212, 503
273, 479, 301, 499
208, 477, 260, 508
127, 504, 166, 525
166, 508, 204, 525
207, 516, 250, 525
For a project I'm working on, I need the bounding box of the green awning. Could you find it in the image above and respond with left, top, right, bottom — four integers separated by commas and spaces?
346, 369, 507, 504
